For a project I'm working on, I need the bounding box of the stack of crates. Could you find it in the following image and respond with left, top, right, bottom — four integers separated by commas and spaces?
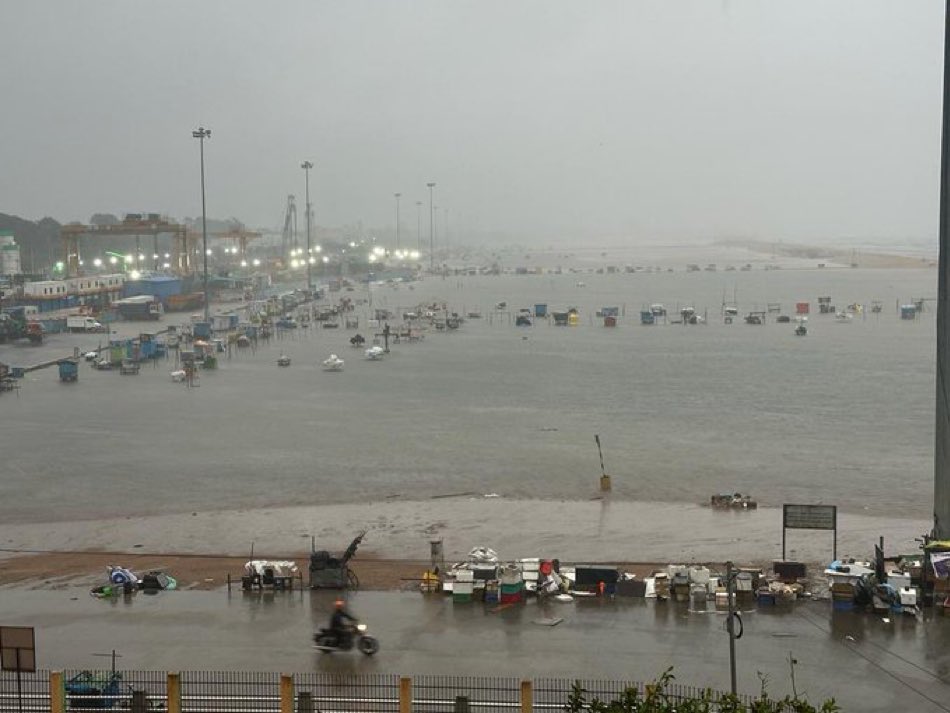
499, 565, 524, 604
831, 582, 855, 611
453, 570, 474, 603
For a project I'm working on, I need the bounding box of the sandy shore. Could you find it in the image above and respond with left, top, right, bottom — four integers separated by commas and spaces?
0, 498, 930, 590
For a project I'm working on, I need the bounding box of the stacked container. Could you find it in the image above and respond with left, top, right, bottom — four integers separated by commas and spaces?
499, 565, 525, 604
453, 570, 474, 603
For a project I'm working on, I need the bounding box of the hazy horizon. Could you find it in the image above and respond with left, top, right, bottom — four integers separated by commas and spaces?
0, 1, 943, 248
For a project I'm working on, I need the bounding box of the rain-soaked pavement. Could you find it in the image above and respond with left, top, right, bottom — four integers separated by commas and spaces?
1, 587, 948, 712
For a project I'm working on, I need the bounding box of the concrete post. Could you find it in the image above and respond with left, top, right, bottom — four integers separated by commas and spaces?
520, 679, 533, 713
399, 676, 412, 713
280, 675, 294, 713
297, 691, 314, 713
166, 673, 181, 713
50, 672, 65, 713
131, 690, 148, 713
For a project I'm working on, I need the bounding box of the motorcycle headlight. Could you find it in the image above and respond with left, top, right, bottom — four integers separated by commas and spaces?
357, 624, 367, 632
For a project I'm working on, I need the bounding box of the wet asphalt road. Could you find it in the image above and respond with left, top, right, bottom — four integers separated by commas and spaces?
0, 588, 947, 712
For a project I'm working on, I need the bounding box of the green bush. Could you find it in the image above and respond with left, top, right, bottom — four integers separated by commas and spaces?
564, 668, 840, 713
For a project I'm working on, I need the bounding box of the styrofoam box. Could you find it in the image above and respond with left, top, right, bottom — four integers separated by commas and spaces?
455, 571, 474, 582
900, 587, 918, 606
888, 572, 912, 589
453, 582, 474, 595
689, 566, 710, 584
667, 565, 687, 578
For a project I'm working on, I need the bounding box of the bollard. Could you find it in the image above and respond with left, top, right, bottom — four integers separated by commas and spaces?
297, 691, 314, 713
130, 690, 148, 713
166, 673, 181, 713
453, 695, 470, 713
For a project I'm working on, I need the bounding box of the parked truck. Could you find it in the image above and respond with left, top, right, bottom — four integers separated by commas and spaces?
67, 316, 104, 333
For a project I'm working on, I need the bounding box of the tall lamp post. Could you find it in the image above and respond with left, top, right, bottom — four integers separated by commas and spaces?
301, 160, 313, 293
427, 182, 436, 271
192, 126, 211, 322
394, 193, 402, 251
416, 201, 422, 253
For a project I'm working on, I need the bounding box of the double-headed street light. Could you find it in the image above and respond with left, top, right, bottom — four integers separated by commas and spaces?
301, 161, 313, 292
192, 126, 211, 322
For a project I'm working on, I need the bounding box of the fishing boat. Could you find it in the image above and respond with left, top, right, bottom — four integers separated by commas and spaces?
795, 317, 808, 336
322, 354, 345, 372
835, 311, 853, 323
277, 354, 291, 367
365, 345, 385, 360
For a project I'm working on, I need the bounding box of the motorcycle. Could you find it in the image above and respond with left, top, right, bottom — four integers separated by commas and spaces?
313, 622, 379, 656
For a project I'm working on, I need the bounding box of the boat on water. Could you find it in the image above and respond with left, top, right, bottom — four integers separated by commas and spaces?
277, 354, 291, 367
515, 309, 532, 327
365, 345, 385, 360
795, 318, 808, 336
711, 493, 757, 510
323, 354, 345, 371
835, 311, 853, 323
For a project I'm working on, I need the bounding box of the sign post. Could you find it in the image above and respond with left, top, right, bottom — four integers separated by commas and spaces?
1, 626, 36, 713
782, 504, 837, 561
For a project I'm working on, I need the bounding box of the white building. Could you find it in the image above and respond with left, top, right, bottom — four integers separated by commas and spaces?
0, 231, 21, 276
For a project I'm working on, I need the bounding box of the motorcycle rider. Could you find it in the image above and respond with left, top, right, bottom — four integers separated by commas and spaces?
328, 598, 357, 648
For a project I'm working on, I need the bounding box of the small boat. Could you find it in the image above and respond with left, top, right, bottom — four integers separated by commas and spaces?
711, 493, 757, 509
277, 354, 291, 367
795, 319, 808, 336
835, 311, 853, 323
515, 310, 532, 327
170, 369, 187, 382
775, 315, 791, 323
236, 335, 251, 348
322, 354, 345, 372
365, 345, 385, 360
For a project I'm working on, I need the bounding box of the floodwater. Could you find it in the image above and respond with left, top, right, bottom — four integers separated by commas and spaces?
0, 244, 939, 554
1, 587, 948, 712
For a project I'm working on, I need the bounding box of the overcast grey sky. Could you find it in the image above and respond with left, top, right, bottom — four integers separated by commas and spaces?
0, 1, 943, 245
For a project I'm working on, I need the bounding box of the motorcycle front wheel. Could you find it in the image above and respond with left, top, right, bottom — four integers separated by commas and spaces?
358, 635, 379, 656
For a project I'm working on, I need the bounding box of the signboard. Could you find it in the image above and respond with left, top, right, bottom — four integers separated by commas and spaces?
783, 504, 836, 531
0, 626, 35, 672
782, 504, 837, 561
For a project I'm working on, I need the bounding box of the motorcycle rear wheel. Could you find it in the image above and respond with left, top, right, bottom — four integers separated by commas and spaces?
358, 636, 379, 656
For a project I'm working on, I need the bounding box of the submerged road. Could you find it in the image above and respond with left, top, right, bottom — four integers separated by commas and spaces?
0, 588, 947, 712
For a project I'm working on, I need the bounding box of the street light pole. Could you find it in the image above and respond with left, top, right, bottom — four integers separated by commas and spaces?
426, 182, 436, 271
192, 126, 211, 322
301, 161, 313, 293
416, 201, 422, 253
394, 193, 402, 251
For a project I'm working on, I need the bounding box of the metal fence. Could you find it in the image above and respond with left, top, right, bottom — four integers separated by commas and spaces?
0, 670, 751, 713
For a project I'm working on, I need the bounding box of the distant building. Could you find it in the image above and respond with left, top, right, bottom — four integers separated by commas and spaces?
0, 231, 22, 276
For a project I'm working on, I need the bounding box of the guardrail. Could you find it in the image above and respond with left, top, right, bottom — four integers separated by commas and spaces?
0, 671, 751, 713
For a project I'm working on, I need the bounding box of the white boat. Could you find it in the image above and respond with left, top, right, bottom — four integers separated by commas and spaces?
365, 345, 385, 360
322, 354, 345, 371
835, 311, 853, 323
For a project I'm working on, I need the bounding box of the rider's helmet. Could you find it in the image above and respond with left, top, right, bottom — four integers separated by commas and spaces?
334, 599, 345, 610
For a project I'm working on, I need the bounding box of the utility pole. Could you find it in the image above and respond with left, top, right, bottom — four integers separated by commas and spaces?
725, 562, 739, 697
936, 0, 950, 539
427, 183, 436, 271
191, 126, 211, 322
301, 161, 313, 293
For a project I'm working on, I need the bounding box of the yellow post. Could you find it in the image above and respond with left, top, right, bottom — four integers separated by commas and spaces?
520, 679, 533, 713
50, 671, 65, 713
399, 676, 413, 713
166, 673, 181, 713
280, 674, 294, 713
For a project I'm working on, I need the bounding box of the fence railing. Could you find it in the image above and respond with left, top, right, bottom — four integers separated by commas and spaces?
0, 671, 752, 713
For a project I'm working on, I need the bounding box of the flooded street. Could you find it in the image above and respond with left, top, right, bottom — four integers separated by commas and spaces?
1, 587, 947, 712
